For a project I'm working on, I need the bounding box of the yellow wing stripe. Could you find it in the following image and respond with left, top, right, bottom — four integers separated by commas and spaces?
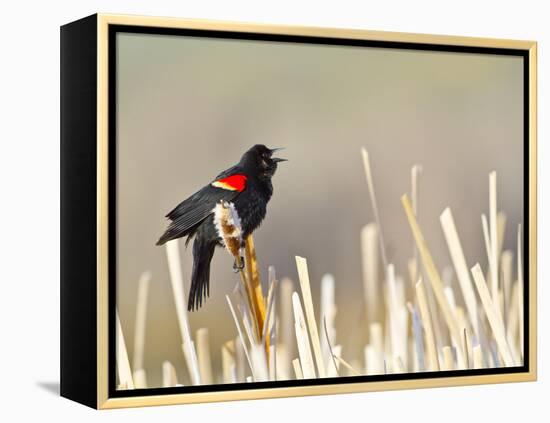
212, 180, 238, 191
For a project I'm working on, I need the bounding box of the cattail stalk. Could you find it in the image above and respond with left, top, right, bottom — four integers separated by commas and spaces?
292, 292, 316, 378
115, 310, 134, 389
162, 361, 178, 387
222, 340, 237, 384
245, 235, 267, 338
517, 224, 524, 360
196, 328, 213, 385
415, 279, 439, 371
470, 264, 514, 366
165, 240, 201, 385
295, 256, 326, 377
133, 271, 151, 373
440, 208, 479, 337
402, 194, 466, 366
361, 148, 388, 273
361, 223, 380, 325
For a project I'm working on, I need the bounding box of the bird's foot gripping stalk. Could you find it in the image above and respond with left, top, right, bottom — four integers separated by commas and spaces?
233, 256, 245, 273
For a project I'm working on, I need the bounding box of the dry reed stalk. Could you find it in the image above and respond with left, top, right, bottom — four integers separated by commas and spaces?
425, 274, 448, 352
265, 266, 278, 323
335, 356, 361, 376
361, 148, 388, 273
322, 317, 340, 376
262, 296, 276, 345
133, 369, 147, 389
292, 291, 316, 378
115, 309, 135, 389
276, 345, 291, 380
320, 274, 337, 371
383, 306, 392, 369
407, 259, 417, 289
501, 250, 513, 325
517, 224, 524, 360
279, 277, 295, 374
462, 327, 471, 369
496, 212, 507, 299
411, 164, 422, 286
387, 264, 408, 370
226, 295, 254, 378
328, 345, 342, 377
506, 282, 521, 364
269, 344, 276, 381
250, 344, 269, 381
162, 360, 178, 387
443, 286, 465, 369
411, 165, 422, 219
238, 301, 258, 349
489, 172, 499, 301
235, 336, 246, 382
364, 345, 375, 374
506, 282, 519, 339
481, 214, 498, 298
402, 194, 466, 366
410, 339, 419, 372
233, 254, 260, 338
473, 344, 484, 369
234, 295, 270, 379
133, 271, 151, 374
455, 307, 470, 363
470, 264, 514, 367
245, 234, 267, 337
370, 322, 384, 356
407, 302, 426, 371
223, 235, 271, 373
196, 328, 213, 385
361, 223, 380, 326
367, 323, 384, 374
165, 240, 201, 385
262, 267, 278, 356
441, 346, 454, 370
222, 340, 237, 384
440, 208, 479, 337
295, 256, 326, 377
497, 212, 507, 255
292, 358, 304, 379
415, 279, 439, 371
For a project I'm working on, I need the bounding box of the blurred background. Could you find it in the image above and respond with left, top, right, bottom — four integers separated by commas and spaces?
116, 32, 523, 387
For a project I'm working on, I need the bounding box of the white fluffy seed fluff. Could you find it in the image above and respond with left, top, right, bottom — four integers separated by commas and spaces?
213, 201, 243, 257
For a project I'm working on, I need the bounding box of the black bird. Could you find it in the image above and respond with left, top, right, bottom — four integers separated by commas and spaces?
156, 144, 286, 311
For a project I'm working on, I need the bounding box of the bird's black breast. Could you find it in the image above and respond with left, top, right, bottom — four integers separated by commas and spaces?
233, 178, 272, 237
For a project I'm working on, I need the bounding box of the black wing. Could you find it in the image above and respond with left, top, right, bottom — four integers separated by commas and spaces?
156, 169, 245, 245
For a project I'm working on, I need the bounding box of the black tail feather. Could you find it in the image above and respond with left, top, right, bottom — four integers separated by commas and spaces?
156, 221, 198, 246
156, 230, 176, 246
188, 238, 216, 311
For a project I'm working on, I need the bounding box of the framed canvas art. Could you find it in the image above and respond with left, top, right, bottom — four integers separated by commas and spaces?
60, 13, 537, 409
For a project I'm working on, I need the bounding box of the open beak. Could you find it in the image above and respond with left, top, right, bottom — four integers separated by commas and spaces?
270, 147, 287, 163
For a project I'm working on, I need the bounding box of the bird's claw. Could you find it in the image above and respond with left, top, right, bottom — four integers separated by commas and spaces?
233, 257, 245, 273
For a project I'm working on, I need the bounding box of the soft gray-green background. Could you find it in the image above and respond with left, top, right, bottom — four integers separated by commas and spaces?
116, 32, 523, 387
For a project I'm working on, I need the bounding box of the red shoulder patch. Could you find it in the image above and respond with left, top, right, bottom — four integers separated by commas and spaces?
212, 174, 247, 192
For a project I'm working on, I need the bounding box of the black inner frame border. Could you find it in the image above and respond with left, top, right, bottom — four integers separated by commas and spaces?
108, 24, 530, 399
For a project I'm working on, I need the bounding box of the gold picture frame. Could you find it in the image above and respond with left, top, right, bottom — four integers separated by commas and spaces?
60, 13, 537, 409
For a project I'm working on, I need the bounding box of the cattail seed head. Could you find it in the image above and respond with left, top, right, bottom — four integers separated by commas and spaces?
213, 200, 243, 257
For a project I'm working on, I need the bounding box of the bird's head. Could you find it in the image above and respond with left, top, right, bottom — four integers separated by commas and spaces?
240, 144, 287, 179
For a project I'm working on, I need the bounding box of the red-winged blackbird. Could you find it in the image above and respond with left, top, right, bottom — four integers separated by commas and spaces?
156, 144, 286, 311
